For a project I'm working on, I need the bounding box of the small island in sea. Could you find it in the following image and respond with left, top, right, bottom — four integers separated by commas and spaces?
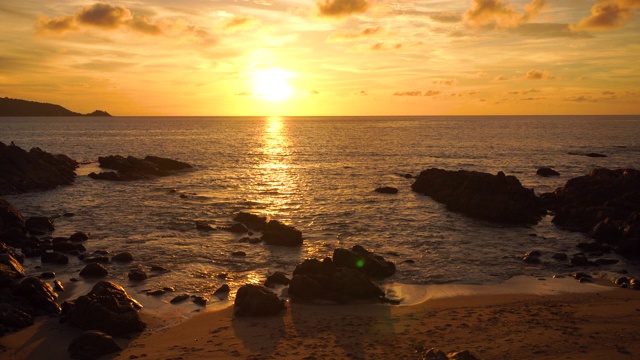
0, 97, 111, 117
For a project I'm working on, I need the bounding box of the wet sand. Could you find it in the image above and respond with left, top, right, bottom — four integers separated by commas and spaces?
2, 278, 640, 359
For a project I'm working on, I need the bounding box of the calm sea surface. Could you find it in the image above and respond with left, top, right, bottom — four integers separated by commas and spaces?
2, 116, 640, 307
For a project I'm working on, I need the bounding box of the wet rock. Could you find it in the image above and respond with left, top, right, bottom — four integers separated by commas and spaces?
630, 278, 640, 290
537, 167, 560, 177
374, 186, 399, 194
0, 253, 25, 277
219, 223, 248, 234
68, 232, 89, 242
53, 241, 85, 253
195, 221, 216, 231
572, 272, 592, 281
39, 271, 55, 279
288, 274, 326, 300
68, 330, 121, 360
233, 212, 268, 231
0, 199, 26, 235
522, 255, 541, 264
193, 296, 208, 306
0, 263, 20, 286
261, 220, 303, 247
62, 281, 144, 336
421, 348, 448, 360
265, 271, 290, 288
213, 284, 230, 296
128, 269, 147, 281
0, 303, 33, 335
0, 143, 78, 196
552, 253, 568, 260
111, 252, 133, 263
25, 216, 54, 235
594, 258, 619, 266
88, 155, 192, 181
411, 168, 545, 224
577, 241, 607, 253
41, 251, 69, 264
248, 237, 262, 244
14, 277, 61, 315
146, 289, 165, 296
332, 245, 396, 278
79, 263, 108, 277
231, 251, 246, 257
615, 277, 629, 286
83, 256, 109, 264
447, 350, 478, 360
586, 153, 607, 158
170, 294, 190, 304
53, 280, 65, 291
234, 284, 285, 316
525, 250, 542, 257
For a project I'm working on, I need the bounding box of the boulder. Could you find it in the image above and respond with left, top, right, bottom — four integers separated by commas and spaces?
219, 223, 248, 234
374, 186, 399, 194
0, 303, 33, 335
288, 274, 325, 300
68, 330, 121, 360
264, 271, 290, 288
88, 155, 192, 182
0, 199, 25, 235
41, 251, 69, 264
79, 263, 108, 277
111, 252, 133, 263
170, 294, 190, 304
62, 281, 145, 336
195, 221, 216, 231
234, 284, 285, 316
14, 277, 61, 315
233, 212, 268, 231
0, 253, 25, 277
261, 220, 303, 247
0, 263, 21, 286
411, 168, 545, 224
0, 142, 78, 195
25, 216, 54, 235
213, 284, 230, 296
536, 167, 560, 177
68, 231, 89, 242
128, 269, 147, 281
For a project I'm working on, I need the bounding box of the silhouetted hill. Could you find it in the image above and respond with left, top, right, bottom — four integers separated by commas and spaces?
0, 97, 111, 116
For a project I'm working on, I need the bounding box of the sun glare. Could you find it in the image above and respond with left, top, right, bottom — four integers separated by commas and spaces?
253, 68, 294, 102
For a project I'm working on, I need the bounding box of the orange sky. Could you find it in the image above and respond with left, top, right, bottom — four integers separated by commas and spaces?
1, 0, 639, 116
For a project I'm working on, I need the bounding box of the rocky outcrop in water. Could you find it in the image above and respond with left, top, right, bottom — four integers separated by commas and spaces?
0, 97, 111, 117
261, 220, 303, 246
332, 245, 396, 278
0, 142, 78, 195
411, 168, 545, 224
61, 281, 145, 336
541, 168, 640, 259
88, 155, 192, 181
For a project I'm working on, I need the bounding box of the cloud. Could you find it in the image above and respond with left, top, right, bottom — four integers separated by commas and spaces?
433, 79, 456, 86
222, 15, 260, 33
393, 91, 422, 96
463, 0, 547, 28
424, 90, 441, 96
511, 23, 593, 38
430, 13, 462, 23
235, 91, 253, 96
327, 26, 383, 42
36, 3, 212, 42
494, 75, 510, 81
526, 69, 553, 80
317, 0, 371, 18
572, 0, 640, 31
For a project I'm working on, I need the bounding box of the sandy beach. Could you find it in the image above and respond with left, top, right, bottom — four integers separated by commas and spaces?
2, 278, 640, 360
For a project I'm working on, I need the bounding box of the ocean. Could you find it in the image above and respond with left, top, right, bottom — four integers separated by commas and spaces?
2, 115, 640, 309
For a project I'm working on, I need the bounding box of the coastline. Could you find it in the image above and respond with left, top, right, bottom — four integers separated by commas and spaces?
2, 276, 640, 359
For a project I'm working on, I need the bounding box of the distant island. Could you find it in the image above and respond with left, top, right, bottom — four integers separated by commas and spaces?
0, 97, 111, 116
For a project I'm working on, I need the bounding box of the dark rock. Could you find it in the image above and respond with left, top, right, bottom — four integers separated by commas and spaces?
525, 250, 542, 257
53, 241, 85, 253
448, 350, 478, 360
552, 253, 568, 260
195, 221, 216, 231
79, 263, 108, 277
374, 186, 399, 194
150, 265, 168, 272
0, 303, 33, 335
522, 255, 541, 264
192, 296, 208, 306
265, 271, 290, 287
170, 294, 190, 304
88, 155, 192, 182
25, 216, 55, 235
0, 199, 26, 235
68, 231, 89, 242
128, 269, 147, 281
83, 256, 109, 264
411, 168, 545, 224
594, 258, 619, 266
213, 284, 230, 296
0, 143, 78, 196
421, 348, 448, 360
233, 212, 268, 231
146, 289, 165, 296
219, 223, 248, 234
68, 330, 121, 360
231, 251, 246, 257
577, 241, 606, 253
41, 251, 69, 264
14, 277, 61, 315
572, 272, 592, 280
261, 220, 303, 247
248, 237, 262, 244
234, 284, 285, 316
537, 167, 560, 177
62, 281, 144, 336
586, 153, 607, 158
288, 274, 325, 300
0, 263, 20, 286
615, 277, 629, 285
570, 255, 589, 266
111, 252, 133, 263
332, 245, 396, 277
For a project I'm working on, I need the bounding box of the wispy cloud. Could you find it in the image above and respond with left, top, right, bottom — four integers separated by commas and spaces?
526, 69, 553, 80
572, 0, 640, 31
327, 26, 383, 42
464, 0, 547, 28
317, 0, 371, 18
222, 15, 260, 33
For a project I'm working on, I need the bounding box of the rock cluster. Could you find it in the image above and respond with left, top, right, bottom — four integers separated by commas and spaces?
0, 142, 78, 195
226, 212, 303, 247
542, 168, 640, 259
233, 284, 285, 316
88, 155, 192, 181
411, 168, 545, 224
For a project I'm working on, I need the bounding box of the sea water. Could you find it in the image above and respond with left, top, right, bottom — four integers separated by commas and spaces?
2, 115, 639, 309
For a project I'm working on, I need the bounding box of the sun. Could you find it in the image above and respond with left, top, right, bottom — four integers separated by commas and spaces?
253, 68, 294, 102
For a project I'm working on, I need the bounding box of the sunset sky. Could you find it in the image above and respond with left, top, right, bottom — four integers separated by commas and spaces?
1, 0, 639, 116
